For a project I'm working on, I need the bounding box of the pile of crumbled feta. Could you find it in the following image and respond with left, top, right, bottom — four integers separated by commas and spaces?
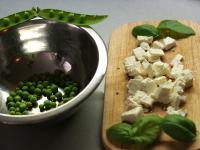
122, 36, 193, 122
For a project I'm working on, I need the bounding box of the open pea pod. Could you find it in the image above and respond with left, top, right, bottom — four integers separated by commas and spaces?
38, 9, 108, 26
0, 10, 37, 31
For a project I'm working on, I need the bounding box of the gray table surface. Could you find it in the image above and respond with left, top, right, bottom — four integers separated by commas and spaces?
0, 0, 200, 150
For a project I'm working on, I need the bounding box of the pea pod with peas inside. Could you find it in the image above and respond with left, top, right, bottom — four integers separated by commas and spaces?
38, 9, 108, 26
0, 9, 37, 31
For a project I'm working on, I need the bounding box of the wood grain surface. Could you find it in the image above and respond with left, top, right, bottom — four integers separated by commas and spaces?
102, 20, 200, 150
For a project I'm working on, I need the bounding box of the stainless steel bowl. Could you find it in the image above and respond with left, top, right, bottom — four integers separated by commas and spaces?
0, 19, 107, 124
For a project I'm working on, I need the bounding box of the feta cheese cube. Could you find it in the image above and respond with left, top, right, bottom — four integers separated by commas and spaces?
154, 76, 167, 86
166, 106, 186, 117
170, 54, 183, 66
132, 47, 146, 61
132, 91, 154, 107
121, 106, 144, 122
140, 42, 150, 51
152, 41, 165, 49
182, 69, 193, 88
152, 61, 171, 77
142, 78, 157, 94
127, 96, 141, 110
145, 51, 161, 63
149, 48, 165, 57
163, 37, 176, 51
127, 79, 143, 95
134, 75, 144, 79
142, 59, 155, 78
153, 82, 174, 104
124, 59, 142, 77
171, 63, 184, 78
137, 36, 153, 44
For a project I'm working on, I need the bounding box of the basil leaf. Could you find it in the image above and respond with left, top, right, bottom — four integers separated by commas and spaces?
132, 24, 160, 38
106, 123, 134, 145
131, 115, 163, 145
157, 20, 195, 39
162, 114, 197, 142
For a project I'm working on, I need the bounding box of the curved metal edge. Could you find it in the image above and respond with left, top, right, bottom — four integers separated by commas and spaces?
0, 24, 107, 124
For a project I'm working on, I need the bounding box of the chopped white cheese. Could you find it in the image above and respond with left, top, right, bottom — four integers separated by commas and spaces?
124, 59, 142, 77
127, 96, 141, 110
141, 78, 157, 94
132, 91, 154, 107
127, 79, 143, 95
182, 69, 193, 88
134, 75, 144, 79
163, 37, 176, 51
140, 42, 150, 51
145, 51, 161, 63
166, 106, 186, 117
154, 76, 167, 86
171, 62, 184, 79
170, 54, 183, 66
132, 47, 146, 61
121, 106, 144, 122
153, 82, 174, 104
152, 41, 165, 49
137, 36, 153, 44
152, 61, 171, 77
142, 59, 155, 78
149, 48, 165, 57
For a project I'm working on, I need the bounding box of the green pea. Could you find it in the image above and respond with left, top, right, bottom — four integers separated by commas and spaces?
10, 91, 16, 97
58, 101, 64, 106
15, 107, 20, 112
48, 10, 55, 18
9, 107, 16, 112
45, 89, 52, 97
64, 87, 71, 94
7, 96, 14, 103
63, 97, 70, 103
37, 81, 43, 85
26, 81, 33, 87
15, 101, 21, 107
23, 11, 30, 19
10, 111, 15, 115
12, 14, 21, 23
72, 87, 78, 93
50, 102, 56, 108
37, 84, 43, 89
50, 95, 56, 102
28, 95, 37, 103
22, 86, 29, 91
19, 103, 27, 112
44, 100, 51, 109
34, 88, 41, 95
43, 81, 50, 87
16, 112, 21, 115
15, 89, 23, 96
15, 87, 20, 91
2, 18, 10, 27
7, 102, 15, 108
51, 84, 58, 94
39, 104, 45, 112
55, 92, 62, 100
22, 110, 28, 115
29, 86, 35, 94
26, 101, 32, 108
58, 11, 64, 20
14, 95, 21, 102
46, 85, 51, 89
22, 91, 29, 99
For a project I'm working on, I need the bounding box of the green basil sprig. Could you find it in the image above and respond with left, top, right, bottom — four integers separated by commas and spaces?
0, 7, 108, 32
132, 20, 195, 39
106, 115, 163, 145
107, 114, 197, 146
38, 9, 108, 26
132, 24, 160, 38
158, 20, 195, 39
161, 114, 197, 142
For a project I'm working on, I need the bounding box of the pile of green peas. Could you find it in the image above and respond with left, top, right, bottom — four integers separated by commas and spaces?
6, 70, 79, 115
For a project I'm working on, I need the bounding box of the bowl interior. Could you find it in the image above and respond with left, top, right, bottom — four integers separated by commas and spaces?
0, 19, 99, 114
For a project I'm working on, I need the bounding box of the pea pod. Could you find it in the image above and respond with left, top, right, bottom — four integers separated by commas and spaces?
0, 10, 37, 31
38, 9, 108, 26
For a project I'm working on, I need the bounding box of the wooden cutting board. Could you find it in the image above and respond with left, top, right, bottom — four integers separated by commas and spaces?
102, 20, 200, 150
